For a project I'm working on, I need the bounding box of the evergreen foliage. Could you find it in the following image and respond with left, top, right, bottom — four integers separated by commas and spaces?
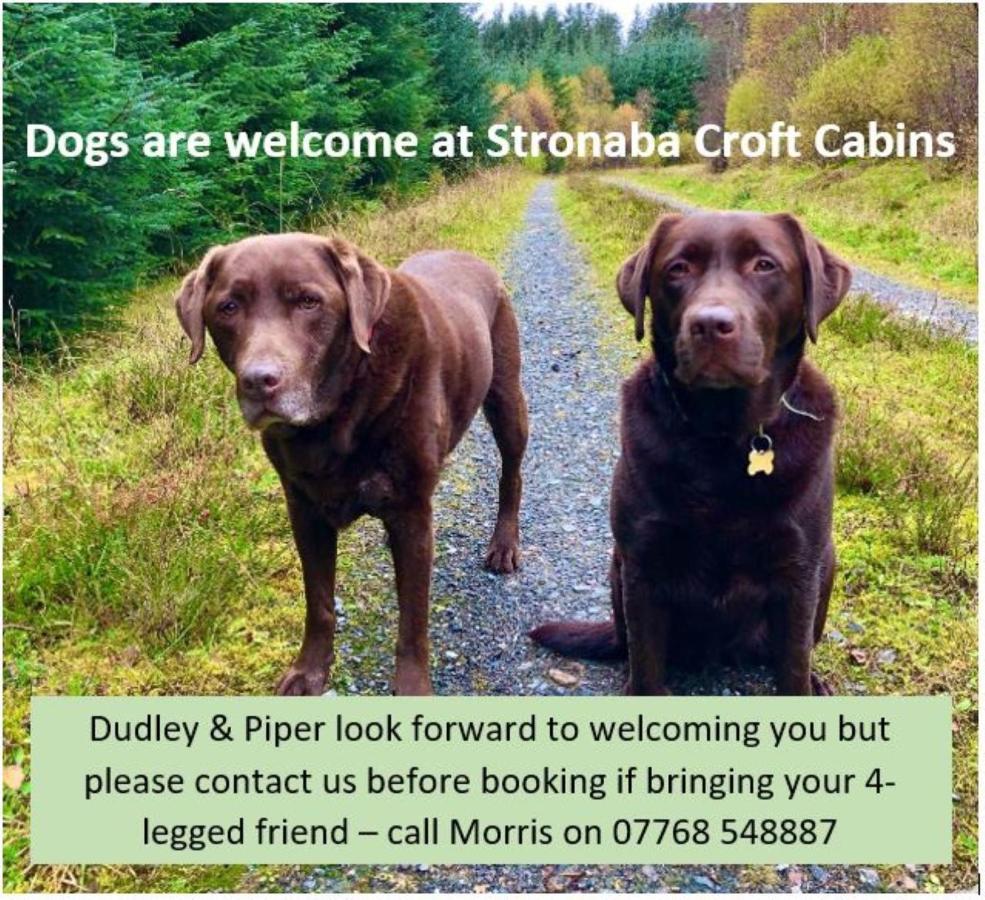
3, 3, 493, 348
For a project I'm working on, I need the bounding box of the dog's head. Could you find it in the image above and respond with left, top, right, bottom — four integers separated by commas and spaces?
175, 233, 390, 429
617, 212, 851, 390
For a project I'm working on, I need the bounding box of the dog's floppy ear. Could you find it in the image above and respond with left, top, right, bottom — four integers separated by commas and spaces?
323, 238, 391, 354
616, 214, 682, 342
175, 246, 224, 365
772, 213, 851, 343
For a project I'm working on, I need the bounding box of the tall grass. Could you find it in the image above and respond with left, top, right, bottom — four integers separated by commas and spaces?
829, 297, 976, 559
837, 391, 976, 557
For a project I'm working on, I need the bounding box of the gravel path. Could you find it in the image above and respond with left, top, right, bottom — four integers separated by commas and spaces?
602, 176, 977, 345
428, 181, 625, 702
265, 181, 903, 894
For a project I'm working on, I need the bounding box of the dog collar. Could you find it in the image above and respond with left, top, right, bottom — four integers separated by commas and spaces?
655, 366, 822, 478
779, 393, 825, 422
658, 367, 822, 424
748, 393, 825, 477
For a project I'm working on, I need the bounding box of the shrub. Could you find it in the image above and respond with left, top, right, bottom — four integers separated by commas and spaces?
881, 5, 977, 164
724, 73, 784, 135
790, 35, 895, 158
674, 131, 703, 165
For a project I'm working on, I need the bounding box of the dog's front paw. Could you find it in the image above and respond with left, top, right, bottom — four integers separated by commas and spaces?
484, 536, 521, 574
623, 679, 672, 696
393, 667, 433, 696
810, 671, 834, 696
276, 663, 329, 696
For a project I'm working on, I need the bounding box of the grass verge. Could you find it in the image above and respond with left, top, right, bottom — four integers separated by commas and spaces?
556, 174, 978, 892
615, 161, 977, 304
2, 167, 539, 893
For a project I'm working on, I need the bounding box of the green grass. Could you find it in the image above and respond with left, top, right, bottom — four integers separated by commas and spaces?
4, 166, 977, 892
556, 175, 978, 893
2, 166, 539, 893
615, 160, 977, 304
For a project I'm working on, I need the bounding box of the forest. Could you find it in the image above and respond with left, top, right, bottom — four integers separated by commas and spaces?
2, 3, 977, 348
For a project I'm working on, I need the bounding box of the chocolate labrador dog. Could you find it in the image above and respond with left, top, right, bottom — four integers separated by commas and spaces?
531, 212, 850, 696
176, 234, 528, 695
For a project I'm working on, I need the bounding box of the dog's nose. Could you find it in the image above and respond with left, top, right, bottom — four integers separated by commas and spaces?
687, 305, 738, 341
240, 362, 283, 399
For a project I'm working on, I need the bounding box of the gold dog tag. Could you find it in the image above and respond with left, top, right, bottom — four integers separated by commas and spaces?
747, 429, 774, 477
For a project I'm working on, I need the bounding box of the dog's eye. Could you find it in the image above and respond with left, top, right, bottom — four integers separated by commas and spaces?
297, 294, 321, 310
666, 260, 691, 278
753, 257, 777, 273
218, 299, 240, 316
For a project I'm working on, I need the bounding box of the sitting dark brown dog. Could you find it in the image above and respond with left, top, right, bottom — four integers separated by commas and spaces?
176, 234, 527, 695
531, 212, 850, 696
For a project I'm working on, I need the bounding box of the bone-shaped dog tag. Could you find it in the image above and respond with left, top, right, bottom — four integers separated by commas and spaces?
747, 430, 774, 477
747, 448, 774, 476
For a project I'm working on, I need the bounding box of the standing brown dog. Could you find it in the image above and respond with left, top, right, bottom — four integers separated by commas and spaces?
531, 212, 850, 696
176, 234, 527, 695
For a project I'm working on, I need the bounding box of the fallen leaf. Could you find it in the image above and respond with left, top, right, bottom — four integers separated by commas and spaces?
543, 875, 566, 893
848, 648, 868, 665
548, 667, 580, 688
4, 765, 24, 790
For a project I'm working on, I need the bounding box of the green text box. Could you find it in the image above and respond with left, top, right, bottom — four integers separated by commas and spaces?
31, 696, 951, 864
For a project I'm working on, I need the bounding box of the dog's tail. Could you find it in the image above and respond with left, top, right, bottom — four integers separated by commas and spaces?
528, 620, 626, 661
